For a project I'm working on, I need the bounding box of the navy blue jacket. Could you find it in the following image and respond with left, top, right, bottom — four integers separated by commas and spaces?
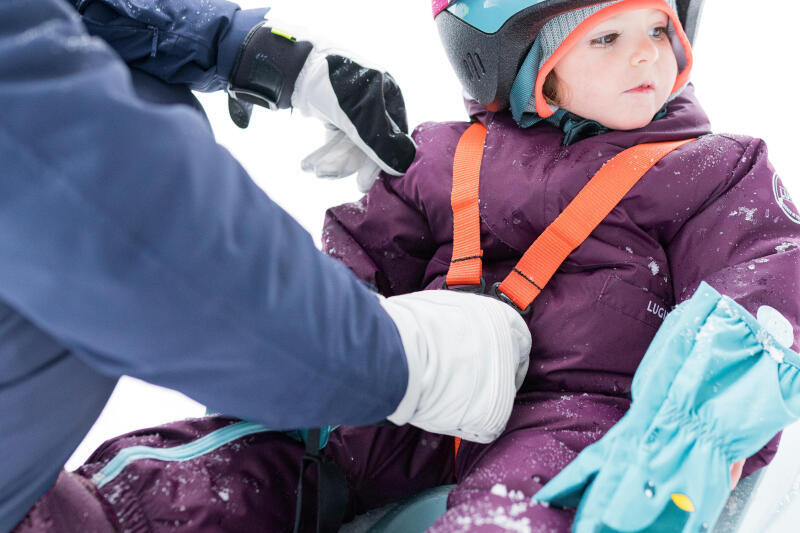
0, 1, 407, 528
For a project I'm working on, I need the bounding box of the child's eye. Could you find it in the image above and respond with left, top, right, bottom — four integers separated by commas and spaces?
590, 32, 619, 46
650, 26, 669, 38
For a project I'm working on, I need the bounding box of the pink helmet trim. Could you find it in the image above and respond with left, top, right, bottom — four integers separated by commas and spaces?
432, 0, 452, 18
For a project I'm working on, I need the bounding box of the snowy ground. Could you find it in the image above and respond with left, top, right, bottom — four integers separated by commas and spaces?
67, 0, 800, 530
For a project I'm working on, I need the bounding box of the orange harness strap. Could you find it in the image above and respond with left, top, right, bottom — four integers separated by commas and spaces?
498, 137, 695, 312
445, 123, 488, 289
446, 122, 694, 311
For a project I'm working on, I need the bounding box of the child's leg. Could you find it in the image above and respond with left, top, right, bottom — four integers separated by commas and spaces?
58, 416, 452, 533
325, 424, 456, 516
429, 393, 629, 532
11, 471, 115, 533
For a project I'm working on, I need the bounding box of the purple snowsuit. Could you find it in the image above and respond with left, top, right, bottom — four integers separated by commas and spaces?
319, 84, 800, 530
16, 85, 799, 533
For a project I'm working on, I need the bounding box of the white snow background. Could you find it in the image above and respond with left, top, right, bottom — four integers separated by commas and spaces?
66, 1, 800, 530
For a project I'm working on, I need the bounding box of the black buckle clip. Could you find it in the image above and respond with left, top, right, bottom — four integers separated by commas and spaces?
490, 282, 532, 316
293, 429, 348, 533
227, 85, 279, 111
442, 276, 486, 294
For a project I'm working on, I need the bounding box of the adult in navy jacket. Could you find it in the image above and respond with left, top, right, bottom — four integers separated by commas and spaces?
0, 1, 530, 529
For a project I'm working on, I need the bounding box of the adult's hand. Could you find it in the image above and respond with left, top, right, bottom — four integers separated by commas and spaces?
228, 21, 416, 191
378, 290, 531, 443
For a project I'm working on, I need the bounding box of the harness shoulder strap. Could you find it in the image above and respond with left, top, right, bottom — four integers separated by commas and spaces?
445, 122, 695, 312
445, 122, 488, 289
498, 138, 694, 312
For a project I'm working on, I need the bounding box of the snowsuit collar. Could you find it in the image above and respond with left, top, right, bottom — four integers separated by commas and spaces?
544, 105, 668, 146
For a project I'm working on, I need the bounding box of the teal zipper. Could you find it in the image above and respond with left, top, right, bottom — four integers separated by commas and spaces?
91, 421, 268, 488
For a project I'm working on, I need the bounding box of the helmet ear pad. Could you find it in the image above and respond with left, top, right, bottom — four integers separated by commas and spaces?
436, 11, 517, 109
435, 0, 604, 110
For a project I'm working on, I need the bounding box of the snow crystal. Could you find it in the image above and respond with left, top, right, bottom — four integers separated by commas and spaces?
455, 504, 532, 533
648, 261, 660, 276
695, 315, 725, 343
729, 207, 758, 221
717, 298, 740, 320
510, 502, 528, 516
217, 488, 230, 502
344, 201, 367, 214
776, 242, 798, 253
508, 489, 526, 501
748, 264, 756, 270
105, 482, 124, 504
486, 513, 531, 533
490, 483, 508, 498
625, 246, 634, 254
758, 329, 785, 364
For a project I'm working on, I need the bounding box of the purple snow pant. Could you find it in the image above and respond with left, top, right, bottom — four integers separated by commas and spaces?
13, 393, 633, 533
13, 416, 454, 533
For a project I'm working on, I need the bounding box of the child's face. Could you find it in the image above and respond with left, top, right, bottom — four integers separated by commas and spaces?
551, 8, 678, 130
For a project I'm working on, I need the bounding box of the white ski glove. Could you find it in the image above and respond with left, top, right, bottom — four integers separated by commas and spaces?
292, 47, 415, 191
300, 127, 382, 193
378, 290, 531, 443
227, 21, 415, 192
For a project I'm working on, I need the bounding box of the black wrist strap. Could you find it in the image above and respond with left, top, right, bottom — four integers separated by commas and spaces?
228, 22, 313, 127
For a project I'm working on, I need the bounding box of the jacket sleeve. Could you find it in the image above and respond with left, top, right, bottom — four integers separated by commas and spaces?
666, 135, 800, 476
0, 0, 408, 428
323, 174, 438, 297
70, 0, 267, 91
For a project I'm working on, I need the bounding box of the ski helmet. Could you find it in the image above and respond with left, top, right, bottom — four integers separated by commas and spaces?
433, 0, 702, 113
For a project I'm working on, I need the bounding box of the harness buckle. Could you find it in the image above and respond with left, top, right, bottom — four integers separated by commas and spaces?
442, 276, 486, 294
490, 282, 532, 316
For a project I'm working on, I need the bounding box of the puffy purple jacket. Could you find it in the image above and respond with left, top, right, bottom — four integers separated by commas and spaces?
324, 84, 800, 476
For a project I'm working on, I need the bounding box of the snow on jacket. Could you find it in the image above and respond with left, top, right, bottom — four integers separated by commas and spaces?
0, 1, 408, 529
324, 84, 800, 479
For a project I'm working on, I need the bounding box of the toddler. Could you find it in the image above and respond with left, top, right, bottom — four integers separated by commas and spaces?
320, 0, 800, 529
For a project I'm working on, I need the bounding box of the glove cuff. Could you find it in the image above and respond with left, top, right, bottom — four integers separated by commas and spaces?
378, 296, 425, 427
228, 22, 313, 113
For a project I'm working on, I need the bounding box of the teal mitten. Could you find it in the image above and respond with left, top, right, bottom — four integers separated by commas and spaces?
534, 282, 800, 532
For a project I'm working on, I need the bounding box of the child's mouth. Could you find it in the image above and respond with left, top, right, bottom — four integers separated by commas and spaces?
626, 82, 655, 93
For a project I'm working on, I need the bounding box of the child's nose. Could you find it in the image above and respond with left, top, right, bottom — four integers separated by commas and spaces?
629, 34, 659, 66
